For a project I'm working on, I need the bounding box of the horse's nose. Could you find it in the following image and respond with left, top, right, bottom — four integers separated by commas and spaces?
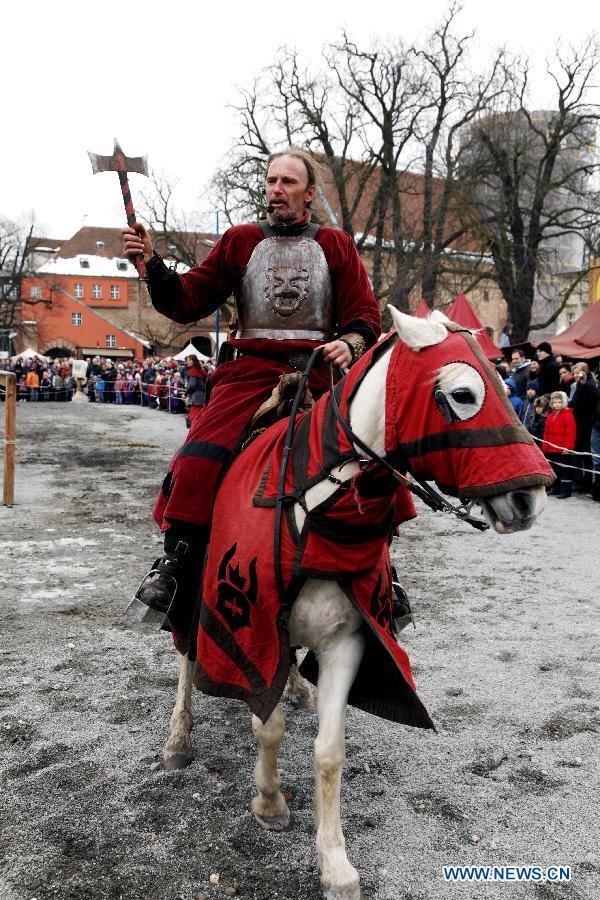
510, 490, 533, 520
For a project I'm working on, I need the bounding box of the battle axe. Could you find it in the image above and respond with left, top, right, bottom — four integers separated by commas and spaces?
88, 138, 149, 278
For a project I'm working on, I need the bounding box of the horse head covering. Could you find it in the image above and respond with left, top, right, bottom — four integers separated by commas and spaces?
384, 308, 554, 498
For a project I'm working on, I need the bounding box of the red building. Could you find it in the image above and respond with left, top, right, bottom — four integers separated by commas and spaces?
20, 226, 217, 359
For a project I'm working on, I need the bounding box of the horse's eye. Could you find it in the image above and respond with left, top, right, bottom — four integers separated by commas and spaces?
451, 389, 475, 404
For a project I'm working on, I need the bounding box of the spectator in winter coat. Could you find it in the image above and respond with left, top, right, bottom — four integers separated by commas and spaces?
103, 361, 117, 403
95, 375, 105, 403
559, 363, 576, 398
568, 362, 598, 492
25, 368, 40, 401
52, 371, 65, 401
542, 391, 577, 498
184, 354, 207, 427
536, 342, 560, 395
530, 395, 550, 444
40, 370, 52, 400
504, 377, 523, 416
519, 379, 539, 431
591, 380, 600, 502
509, 349, 530, 399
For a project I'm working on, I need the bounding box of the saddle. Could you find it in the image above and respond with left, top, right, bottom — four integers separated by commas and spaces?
241, 372, 314, 450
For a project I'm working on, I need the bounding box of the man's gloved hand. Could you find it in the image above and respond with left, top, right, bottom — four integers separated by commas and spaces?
122, 223, 154, 264
321, 339, 353, 369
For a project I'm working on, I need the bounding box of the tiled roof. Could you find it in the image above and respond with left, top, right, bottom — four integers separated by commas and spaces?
54, 226, 216, 266
29, 237, 65, 252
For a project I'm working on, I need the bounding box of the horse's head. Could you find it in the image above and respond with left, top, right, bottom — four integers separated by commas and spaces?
385, 306, 554, 533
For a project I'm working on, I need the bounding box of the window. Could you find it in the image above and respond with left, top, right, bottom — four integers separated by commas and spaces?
92, 284, 102, 299
30, 285, 42, 299
96, 240, 105, 250
116, 260, 127, 271
106, 334, 116, 348
74, 283, 84, 298
110, 285, 120, 299
79, 257, 90, 268
72, 312, 82, 326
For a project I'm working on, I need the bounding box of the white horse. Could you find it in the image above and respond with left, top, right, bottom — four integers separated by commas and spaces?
162, 307, 550, 900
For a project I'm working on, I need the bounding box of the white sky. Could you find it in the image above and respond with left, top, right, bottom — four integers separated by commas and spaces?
2, 0, 598, 239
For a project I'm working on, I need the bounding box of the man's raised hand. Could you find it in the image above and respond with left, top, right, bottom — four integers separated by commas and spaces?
122, 223, 153, 263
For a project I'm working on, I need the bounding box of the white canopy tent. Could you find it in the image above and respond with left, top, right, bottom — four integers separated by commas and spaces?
170, 342, 210, 362
10, 347, 49, 363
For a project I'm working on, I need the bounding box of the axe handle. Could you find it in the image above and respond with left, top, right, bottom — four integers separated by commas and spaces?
117, 171, 146, 279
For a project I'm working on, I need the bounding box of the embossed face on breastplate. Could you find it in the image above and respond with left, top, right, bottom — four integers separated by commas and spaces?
265, 264, 310, 317
236, 233, 334, 342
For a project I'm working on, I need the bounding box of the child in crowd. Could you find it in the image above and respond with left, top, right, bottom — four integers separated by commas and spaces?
530, 395, 550, 443
541, 391, 577, 499
504, 377, 523, 416
519, 379, 539, 430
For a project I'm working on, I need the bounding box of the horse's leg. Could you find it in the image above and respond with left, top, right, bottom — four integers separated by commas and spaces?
251, 703, 290, 830
163, 650, 196, 770
286, 649, 317, 709
314, 630, 365, 900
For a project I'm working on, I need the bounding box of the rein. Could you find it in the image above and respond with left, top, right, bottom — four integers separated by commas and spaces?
274, 344, 488, 623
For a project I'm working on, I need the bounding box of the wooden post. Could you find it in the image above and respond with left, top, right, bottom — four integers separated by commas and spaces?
0, 371, 16, 507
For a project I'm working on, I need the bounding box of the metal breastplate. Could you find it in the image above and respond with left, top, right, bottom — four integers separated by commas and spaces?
235, 225, 334, 341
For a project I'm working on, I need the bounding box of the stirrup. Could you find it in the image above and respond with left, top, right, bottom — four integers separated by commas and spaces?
125, 565, 179, 626
125, 542, 188, 626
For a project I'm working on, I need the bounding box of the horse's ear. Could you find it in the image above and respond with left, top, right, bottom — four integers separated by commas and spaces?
388, 305, 447, 350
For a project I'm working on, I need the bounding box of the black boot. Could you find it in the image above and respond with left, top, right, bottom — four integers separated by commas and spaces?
556, 480, 572, 499
391, 566, 415, 632
592, 479, 600, 502
128, 523, 207, 629
137, 540, 191, 614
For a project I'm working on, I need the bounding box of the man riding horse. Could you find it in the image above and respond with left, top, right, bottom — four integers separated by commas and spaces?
122, 147, 382, 651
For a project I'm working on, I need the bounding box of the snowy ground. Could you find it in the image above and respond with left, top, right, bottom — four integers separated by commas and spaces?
0, 402, 598, 900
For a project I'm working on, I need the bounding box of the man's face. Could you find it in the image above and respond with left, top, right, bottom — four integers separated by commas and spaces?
536, 348, 549, 360
265, 155, 316, 224
511, 352, 524, 366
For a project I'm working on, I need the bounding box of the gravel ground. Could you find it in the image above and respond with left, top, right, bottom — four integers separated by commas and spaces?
0, 401, 598, 900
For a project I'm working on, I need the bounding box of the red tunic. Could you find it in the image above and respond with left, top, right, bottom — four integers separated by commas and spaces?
149, 223, 381, 532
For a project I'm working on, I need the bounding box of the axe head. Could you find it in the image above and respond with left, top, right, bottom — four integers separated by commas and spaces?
88, 138, 149, 176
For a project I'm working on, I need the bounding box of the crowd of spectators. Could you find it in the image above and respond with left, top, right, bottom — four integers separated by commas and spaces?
497, 343, 600, 501
2, 353, 214, 423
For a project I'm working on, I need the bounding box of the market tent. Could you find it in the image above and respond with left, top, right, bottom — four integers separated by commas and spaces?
10, 347, 49, 363
413, 299, 431, 318
445, 293, 501, 360
170, 342, 210, 362
541, 302, 600, 360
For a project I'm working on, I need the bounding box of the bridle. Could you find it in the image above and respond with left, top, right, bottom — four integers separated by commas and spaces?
274, 345, 488, 622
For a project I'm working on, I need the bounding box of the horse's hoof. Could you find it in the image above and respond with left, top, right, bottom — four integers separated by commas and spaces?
288, 691, 317, 710
322, 883, 362, 900
253, 808, 291, 831
162, 752, 193, 770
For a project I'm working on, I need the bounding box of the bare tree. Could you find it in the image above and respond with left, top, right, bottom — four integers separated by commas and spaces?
210, 4, 506, 314
0, 214, 41, 328
463, 40, 600, 340
140, 172, 236, 325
